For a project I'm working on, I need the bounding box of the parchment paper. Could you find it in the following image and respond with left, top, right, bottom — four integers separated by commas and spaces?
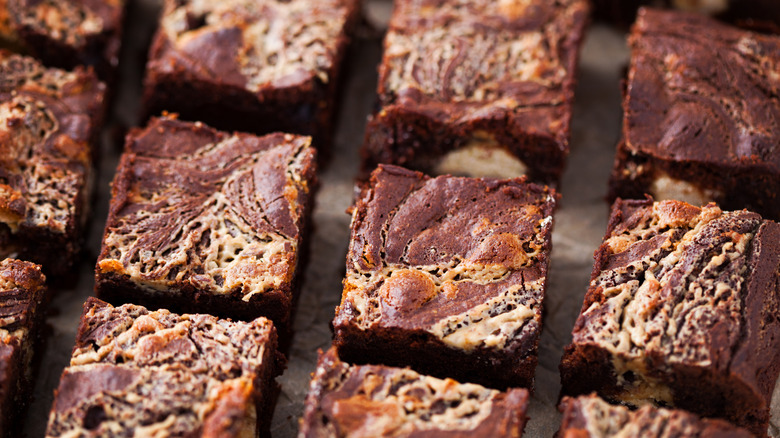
20, 1, 780, 436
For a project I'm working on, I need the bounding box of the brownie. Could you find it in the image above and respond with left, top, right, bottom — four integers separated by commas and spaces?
0, 259, 45, 438
558, 394, 753, 438
0, 51, 105, 276
360, 0, 590, 184
559, 198, 780, 435
0, 0, 126, 80
95, 116, 316, 328
593, 0, 780, 29
299, 348, 530, 437
142, 0, 360, 147
333, 164, 557, 390
607, 8, 780, 220
46, 298, 283, 437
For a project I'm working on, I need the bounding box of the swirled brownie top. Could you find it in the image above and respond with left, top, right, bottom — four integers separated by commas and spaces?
97, 117, 314, 303
153, 0, 359, 92
378, 0, 589, 113
0, 258, 45, 344
0, 51, 103, 234
624, 8, 780, 171
337, 165, 556, 353
299, 348, 529, 437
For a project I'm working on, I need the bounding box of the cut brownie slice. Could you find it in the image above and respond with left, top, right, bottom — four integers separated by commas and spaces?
142, 0, 360, 146
608, 8, 780, 219
299, 348, 530, 437
45, 298, 283, 437
558, 394, 753, 437
95, 116, 316, 327
0, 51, 105, 276
560, 198, 780, 435
361, 0, 590, 184
0, 0, 126, 80
333, 165, 557, 389
0, 258, 45, 438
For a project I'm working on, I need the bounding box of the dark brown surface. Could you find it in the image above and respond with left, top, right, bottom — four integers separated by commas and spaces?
608, 8, 780, 219
0, 258, 46, 438
94, 116, 316, 328
558, 394, 754, 437
0, 0, 126, 80
0, 51, 105, 277
360, 0, 590, 184
300, 348, 530, 437
142, 0, 361, 149
333, 164, 557, 390
46, 298, 283, 437
560, 198, 780, 436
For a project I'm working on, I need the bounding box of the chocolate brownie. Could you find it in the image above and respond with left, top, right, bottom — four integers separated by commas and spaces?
142, 0, 360, 147
95, 116, 316, 328
0, 259, 45, 438
0, 0, 126, 80
360, 0, 590, 184
558, 394, 753, 438
0, 51, 104, 276
299, 348, 530, 437
608, 8, 780, 219
46, 298, 283, 437
559, 198, 780, 436
333, 165, 557, 390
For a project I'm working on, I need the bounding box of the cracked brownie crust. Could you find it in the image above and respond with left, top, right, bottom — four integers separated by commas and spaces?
95, 116, 316, 327
361, 0, 590, 183
608, 8, 780, 219
334, 165, 557, 389
299, 348, 529, 437
0, 51, 104, 276
558, 394, 753, 438
46, 298, 282, 437
143, 0, 360, 146
0, 0, 125, 79
560, 198, 780, 435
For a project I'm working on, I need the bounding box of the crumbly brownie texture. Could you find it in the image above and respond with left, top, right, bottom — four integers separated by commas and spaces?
299, 348, 530, 437
0, 51, 104, 276
333, 165, 556, 389
143, 0, 360, 145
361, 0, 590, 184
0, 259, 46, 437
46, 298, 282, 437
559, 198, 780, 435
608, 8, 780, 219
558, 394, 753, 438
95, 116, 316, 327
0, 0, 125, 79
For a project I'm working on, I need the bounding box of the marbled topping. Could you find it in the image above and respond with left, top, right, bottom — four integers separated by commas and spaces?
299, 349, 529, 437
158, 0, 357, 91
97, 117, 315, 301
572, 200, 762, 405
0, 258, 45, 343
0, 51, 101, 234
336, 165, 555, 353
624, 8, 780, 170
379, 0, 588, 104
559, 394, 753, 438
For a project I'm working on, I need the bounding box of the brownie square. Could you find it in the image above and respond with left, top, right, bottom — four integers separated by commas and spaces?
559, 198, 780, 435
300, 348, 530, 437
0, 51, 104, 276
333, 165, 557, 390
0, 258, 46, 437
558, 394, 753, 437
0, 0, 126, 80
45, 298, 283, 437
95, 116, 316, 327
360, 0, 590, 184
608, 8, 780, 219
142, 0, 360, 147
